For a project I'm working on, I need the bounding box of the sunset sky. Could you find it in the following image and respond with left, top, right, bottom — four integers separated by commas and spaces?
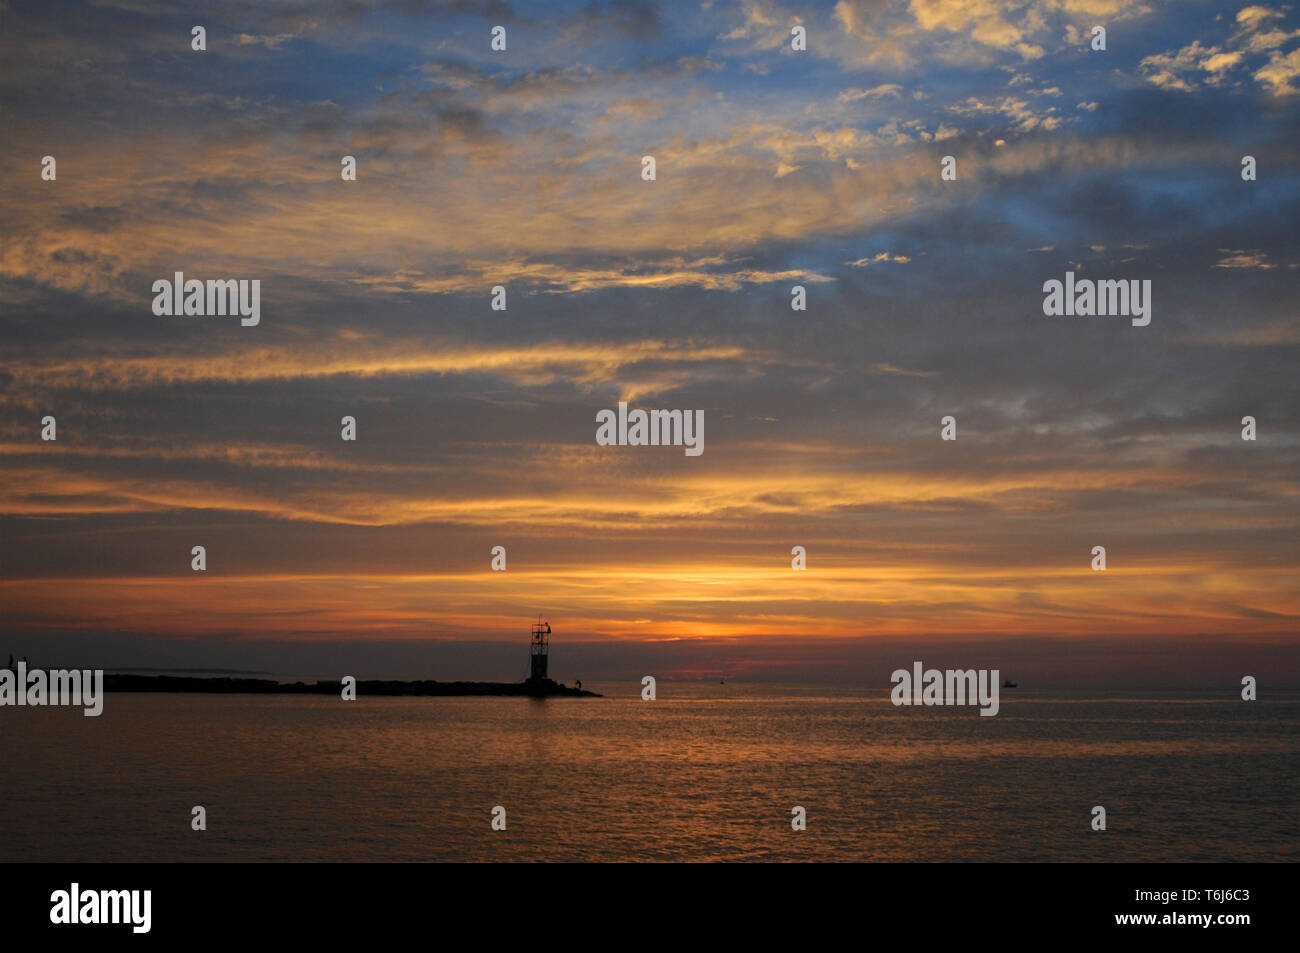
1, 0, 1297, 683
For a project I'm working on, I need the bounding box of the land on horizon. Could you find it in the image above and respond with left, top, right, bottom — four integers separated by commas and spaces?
96, 672, 601, 697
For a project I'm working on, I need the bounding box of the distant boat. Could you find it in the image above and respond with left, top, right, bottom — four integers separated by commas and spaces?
1003, 679, 1017, 688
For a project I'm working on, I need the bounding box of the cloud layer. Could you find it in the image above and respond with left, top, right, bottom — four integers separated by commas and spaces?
1, 0, 1297, 679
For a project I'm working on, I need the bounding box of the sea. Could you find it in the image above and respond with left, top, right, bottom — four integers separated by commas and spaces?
1, 683, 1295, 862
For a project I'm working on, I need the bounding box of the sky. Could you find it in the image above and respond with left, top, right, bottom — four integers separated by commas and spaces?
0, 0, 1297, 684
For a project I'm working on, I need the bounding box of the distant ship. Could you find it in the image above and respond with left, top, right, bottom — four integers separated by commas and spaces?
1003, 679, 1017, 688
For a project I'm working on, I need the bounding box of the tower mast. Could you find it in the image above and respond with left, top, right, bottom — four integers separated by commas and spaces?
528, 617, 550, 682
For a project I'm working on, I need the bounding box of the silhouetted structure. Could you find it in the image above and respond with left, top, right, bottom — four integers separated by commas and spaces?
97, 674, 600, 697
529, 619, 550, 682
89, 622, 602, 697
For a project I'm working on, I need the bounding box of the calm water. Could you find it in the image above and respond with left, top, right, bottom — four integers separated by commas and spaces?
1, 684, 1295, 862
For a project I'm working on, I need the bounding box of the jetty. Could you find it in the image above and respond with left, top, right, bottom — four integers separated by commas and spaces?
99, 674, 599, 697
97, 619, 601, 697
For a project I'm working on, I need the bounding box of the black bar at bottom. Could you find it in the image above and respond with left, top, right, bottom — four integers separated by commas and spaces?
6, 862, 1285, 941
